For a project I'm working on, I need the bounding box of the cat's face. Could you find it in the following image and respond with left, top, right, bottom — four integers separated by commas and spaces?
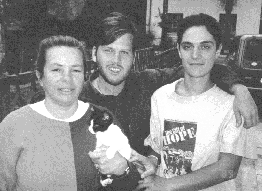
90, 107, 113, 133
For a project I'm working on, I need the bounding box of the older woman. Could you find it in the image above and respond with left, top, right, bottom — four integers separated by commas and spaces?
0, 35, 135, 191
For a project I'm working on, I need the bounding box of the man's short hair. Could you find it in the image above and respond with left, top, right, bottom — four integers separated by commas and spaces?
177, 13, 222, 49
35, 35, 88, 79
94, 12, 138, 50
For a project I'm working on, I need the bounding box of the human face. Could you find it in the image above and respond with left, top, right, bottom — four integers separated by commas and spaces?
92, 33, 134, 86
178, 26, 221, 78
38, 46, 85, 107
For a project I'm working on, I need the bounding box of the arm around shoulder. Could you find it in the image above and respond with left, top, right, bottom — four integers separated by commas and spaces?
166, 152, 242, 191
211, 64, 242, 94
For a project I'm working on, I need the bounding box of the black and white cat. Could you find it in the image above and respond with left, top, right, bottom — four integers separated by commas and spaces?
89, 106, 131, 186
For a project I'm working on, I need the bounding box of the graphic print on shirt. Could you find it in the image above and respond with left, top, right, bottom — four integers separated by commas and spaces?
163, 119, 197, 178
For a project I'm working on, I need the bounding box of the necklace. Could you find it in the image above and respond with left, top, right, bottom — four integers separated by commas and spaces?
93, 78, 103, 94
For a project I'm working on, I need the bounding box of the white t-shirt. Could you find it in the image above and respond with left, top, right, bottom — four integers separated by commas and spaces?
145, 78, 257, 191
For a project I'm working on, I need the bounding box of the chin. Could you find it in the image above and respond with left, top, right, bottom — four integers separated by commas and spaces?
107, 79, 124, 86
103, 75, 126, 86
56, 97, 78, 107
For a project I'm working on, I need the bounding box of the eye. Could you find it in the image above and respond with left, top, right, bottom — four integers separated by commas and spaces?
201, 44, 212, 50
104, 48, 113, 53
72, 67, 83, 72
73, 69, 82, 73
52, 68, 61, 72
182, 45, 192, 50
120, 51, 129, 55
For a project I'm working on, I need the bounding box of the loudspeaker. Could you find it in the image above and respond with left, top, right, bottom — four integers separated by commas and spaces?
236, 35, 262, 89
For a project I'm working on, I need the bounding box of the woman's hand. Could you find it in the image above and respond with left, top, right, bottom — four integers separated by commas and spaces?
88, 145, 128, 175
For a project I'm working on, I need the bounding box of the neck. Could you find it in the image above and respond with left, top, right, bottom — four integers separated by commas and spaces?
93, 75, 125, 96
176, 74, 214, 96
44, 99, 78, 120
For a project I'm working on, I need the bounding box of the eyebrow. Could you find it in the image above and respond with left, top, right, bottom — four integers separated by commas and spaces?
102, 46, 132, 51
53, 63, 83, 67
181, 41, 215, 45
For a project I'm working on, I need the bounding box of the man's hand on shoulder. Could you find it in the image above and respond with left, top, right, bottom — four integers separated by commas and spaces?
231, 84, 259, 128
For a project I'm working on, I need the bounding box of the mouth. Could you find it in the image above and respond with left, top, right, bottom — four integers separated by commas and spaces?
189, 63, 204, 67
59, 88, 74, 94
189, 63, 204, 66
108, 66, 122, 74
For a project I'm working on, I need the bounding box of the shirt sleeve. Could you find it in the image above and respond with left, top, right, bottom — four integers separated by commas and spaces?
0, 114, 23, 191
220, 109, 257, 159
144, 93, 162, 155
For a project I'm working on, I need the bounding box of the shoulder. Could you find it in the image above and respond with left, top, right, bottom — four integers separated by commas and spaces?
152, 80, 179, 99
212, 86, 235, 104
204, 86, 235, 116
0, 105, 36, 145
1, 105, 34, 125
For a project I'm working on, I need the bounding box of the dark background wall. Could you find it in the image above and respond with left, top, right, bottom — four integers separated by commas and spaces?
3, 0, 147, 74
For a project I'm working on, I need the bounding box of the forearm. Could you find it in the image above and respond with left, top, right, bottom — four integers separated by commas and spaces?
230, 84, 249, 96
167, 160, 239, 190
211, 64, 243, 94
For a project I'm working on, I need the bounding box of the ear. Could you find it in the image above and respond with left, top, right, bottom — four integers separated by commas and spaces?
215, 44, 222, 59
35, 71, 43, 87
177, 44, 181, 58
92, 46, 97, 62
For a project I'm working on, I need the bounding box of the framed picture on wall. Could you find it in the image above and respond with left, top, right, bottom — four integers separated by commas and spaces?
219, 14, 237, 55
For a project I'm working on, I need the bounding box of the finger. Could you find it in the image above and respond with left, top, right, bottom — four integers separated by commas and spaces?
243, 116, 252, 128
95, 145, 109, 152
129, 155, 139, 162
256, 114, 260, 126
132, 161, 146, 171
88, 152, 108, 165
130, 149, 141, 161
88, 151, 99, 160
141, 169, 155, 179
135, 182, 149, 191
88, 151, 103, 159
234, 111, 242, 127
137, 168, 145, 175
253, 110, 260, 127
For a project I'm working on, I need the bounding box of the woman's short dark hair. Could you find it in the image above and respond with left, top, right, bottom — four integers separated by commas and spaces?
35, 35, 88, 79
177, 13, 222, 50
94, 12, 138, 51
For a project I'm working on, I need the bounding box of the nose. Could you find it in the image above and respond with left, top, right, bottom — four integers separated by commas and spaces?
112, 52, 121, 64
62, 70, 72, 82
191, 47, 201, 59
